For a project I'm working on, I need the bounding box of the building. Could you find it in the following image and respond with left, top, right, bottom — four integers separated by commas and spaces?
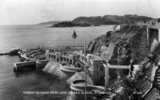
147, 20, 160, 48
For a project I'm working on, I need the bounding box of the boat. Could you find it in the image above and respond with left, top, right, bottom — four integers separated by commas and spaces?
72, 30, 78, 39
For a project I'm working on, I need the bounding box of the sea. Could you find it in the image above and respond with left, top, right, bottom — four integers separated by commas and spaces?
0, 25, 113, 100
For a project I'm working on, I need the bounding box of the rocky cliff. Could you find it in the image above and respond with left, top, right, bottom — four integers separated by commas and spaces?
87, 24, 150, 64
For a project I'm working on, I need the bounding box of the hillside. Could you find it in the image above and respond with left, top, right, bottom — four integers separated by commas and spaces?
53, 21, 90, 27
38, 21, 60, 26
87, 24, 150, 64
52, 15, 153, 27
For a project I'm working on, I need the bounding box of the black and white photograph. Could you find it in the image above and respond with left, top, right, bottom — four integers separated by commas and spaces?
0, 0, 160, 100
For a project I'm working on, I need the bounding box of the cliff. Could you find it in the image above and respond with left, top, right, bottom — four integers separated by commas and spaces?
87, 24, 150, 64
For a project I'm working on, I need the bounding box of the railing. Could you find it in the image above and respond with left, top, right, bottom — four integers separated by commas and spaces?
47, 52, 74, 64
103, 63, 133, 91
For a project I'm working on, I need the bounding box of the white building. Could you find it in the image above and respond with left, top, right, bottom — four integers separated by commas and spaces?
147, 22, 160, 47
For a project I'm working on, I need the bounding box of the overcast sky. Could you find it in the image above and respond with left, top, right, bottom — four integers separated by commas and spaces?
0, 0, 159, 25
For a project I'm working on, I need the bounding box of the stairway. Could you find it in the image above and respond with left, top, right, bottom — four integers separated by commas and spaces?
154, 67, 160, 90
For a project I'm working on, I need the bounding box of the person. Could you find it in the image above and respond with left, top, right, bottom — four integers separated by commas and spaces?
129, 59, 134, 78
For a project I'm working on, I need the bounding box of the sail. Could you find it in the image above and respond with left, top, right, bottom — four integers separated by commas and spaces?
72, 30, 77, 39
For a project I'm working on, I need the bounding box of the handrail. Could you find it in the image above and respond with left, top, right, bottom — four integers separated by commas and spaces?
108, 65, 130, 69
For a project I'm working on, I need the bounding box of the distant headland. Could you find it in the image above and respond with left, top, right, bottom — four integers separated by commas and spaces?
38, 14, 158, 27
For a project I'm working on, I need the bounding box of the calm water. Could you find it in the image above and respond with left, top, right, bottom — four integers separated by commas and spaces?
0, 25, 113, 100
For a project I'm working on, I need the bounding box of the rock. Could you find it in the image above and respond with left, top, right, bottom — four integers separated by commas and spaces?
0, 49, 20, 56
87, 25, 150, 64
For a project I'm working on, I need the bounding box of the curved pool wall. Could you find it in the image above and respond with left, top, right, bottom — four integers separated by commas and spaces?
67, 71, 93, 85
67, 81, 105, 100
43, 61, 75, 80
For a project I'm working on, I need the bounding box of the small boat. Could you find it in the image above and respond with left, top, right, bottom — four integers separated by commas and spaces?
72, 30, 78, 39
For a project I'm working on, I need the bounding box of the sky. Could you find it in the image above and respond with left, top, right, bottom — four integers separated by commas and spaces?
0, 0, 159, 25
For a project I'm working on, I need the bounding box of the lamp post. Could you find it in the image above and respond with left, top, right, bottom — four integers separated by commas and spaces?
103, 63, 109, 92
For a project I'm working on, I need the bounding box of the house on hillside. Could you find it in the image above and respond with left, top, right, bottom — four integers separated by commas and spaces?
147, 21, 160, 48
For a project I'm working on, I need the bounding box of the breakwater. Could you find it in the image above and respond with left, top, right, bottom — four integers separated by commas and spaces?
0, 49, 20, 56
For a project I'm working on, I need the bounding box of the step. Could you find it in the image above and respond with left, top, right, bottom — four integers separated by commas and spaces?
155, 83, 160, 85
156, 86, 160, 89
156, 70, 160, 72
155, 80, 160, 82
155, 76, 160, 78
155, 79, 160, 81
155, 75, 160, 77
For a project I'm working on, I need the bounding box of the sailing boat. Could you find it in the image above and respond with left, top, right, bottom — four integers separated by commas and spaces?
72, 30, 77, 39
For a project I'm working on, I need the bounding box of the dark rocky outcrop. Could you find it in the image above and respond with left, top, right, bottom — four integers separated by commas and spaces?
0, 49, 20, 56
